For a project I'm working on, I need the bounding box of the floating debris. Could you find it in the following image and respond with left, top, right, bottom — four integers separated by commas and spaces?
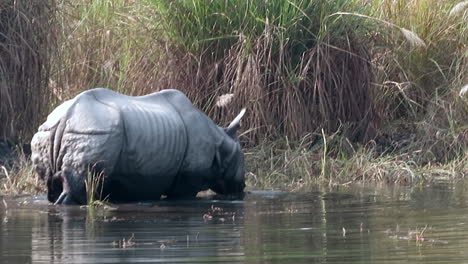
113, 233, 136, 248
202, 204, 237, 223
80, 201, 117, 210
385, 225, 448, 245
103, 216, 125, 223
203, 213, 213, 221
157, 239, 177, 244
135, 238, 178, 248
211, 205, 223, 213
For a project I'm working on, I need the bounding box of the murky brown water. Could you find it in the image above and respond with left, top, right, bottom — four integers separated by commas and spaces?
2, 182, 468, 264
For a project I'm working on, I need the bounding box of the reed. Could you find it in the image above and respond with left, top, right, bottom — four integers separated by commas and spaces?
85, 169, 106, 207
55, 0, 163, 98
368, 0, 467, 165
0, 0, 57, 141
369, 0, 467, 120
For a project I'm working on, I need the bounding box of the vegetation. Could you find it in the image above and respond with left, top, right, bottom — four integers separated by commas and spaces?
153, 0, 379, 142
246, 134, 467, 190
0, 0, 57, 141
0, 0, 467, 195
85, 169, 107, 207
0, 150, 45, 195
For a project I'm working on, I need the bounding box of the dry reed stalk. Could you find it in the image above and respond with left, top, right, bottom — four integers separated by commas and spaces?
55, 1, 162, 98
0, 1, 56, 141
460, 84, 468, 97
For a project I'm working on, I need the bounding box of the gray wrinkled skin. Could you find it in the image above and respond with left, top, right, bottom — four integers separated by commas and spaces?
31, 88, 245, 205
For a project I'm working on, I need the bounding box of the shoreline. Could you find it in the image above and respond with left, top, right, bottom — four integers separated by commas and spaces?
1, 136, 465, 197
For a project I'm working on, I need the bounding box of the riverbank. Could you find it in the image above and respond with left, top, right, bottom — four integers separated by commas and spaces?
246, 137, 466, 190
1, 131, 466, 197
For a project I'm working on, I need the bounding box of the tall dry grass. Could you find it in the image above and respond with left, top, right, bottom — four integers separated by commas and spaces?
370, 0, 467, 118
367, 0, 468, 163
54, 0, 380, 143
0, 0, 57, 141
55, 0, 162, 98
153, 0, 378, 143
51, 0, 466, 150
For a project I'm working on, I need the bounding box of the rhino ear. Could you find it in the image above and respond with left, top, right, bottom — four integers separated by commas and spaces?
225, 108, 246, 138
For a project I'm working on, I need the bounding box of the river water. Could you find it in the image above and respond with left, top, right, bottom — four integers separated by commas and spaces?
1, 182, 468, 264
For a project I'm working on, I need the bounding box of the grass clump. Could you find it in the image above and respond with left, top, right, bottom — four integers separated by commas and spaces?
0, 151, 45, 196
84, 163, 117, 208
85, 170, 106, 207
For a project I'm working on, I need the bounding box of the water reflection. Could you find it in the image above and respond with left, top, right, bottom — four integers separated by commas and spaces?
28, 200, 246, 263
1, 183, 468, 263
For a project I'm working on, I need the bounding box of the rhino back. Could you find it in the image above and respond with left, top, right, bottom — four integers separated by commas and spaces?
90, 88, 188, 177
117, 101, 187, 181
73, 89, 188, 199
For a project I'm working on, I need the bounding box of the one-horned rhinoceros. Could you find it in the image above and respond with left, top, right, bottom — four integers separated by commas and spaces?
31, 88, 246, 205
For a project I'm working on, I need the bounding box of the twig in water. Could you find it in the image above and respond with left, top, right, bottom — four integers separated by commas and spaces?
113, 233, 136, 248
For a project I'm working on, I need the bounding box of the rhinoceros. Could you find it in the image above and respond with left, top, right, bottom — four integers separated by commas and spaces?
31, 88, 246, 205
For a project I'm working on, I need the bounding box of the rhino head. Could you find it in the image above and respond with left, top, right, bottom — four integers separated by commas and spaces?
211, 109, 246, 195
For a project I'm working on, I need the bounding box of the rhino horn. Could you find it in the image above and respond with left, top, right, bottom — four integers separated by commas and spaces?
225, 108, 246, 138
54, 191, 67, 205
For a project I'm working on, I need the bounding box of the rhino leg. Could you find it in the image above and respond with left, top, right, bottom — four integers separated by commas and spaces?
54, 192, 81, 205
52, 170, 87, 205
55, 191, 84, 205
52, 130, 121, 205
47, 171, 63, 203
165, 173, 200, 199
